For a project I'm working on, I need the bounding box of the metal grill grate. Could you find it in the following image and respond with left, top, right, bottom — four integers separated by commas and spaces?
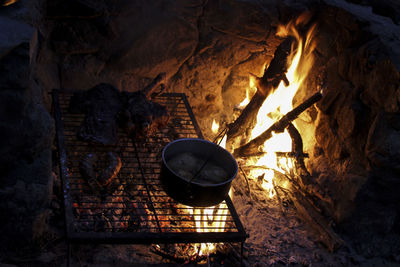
52, 89, 246, 244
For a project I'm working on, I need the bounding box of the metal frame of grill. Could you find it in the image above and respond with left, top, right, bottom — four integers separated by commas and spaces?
52, 89, 247, 255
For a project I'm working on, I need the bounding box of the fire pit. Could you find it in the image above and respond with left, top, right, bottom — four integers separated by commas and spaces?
52, 89, 247, 263
2, 0, 400, 265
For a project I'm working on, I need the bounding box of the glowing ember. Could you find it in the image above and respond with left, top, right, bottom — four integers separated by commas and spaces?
242, 15, 317, 198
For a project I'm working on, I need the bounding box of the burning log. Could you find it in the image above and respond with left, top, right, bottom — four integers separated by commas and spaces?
276, 151, 308, 158
226, 37, 295, 142
233, 91, 322, 158
286, 123, 311, 183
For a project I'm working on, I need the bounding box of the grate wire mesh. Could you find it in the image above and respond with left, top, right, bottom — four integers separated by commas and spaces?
52, 90, 246, 244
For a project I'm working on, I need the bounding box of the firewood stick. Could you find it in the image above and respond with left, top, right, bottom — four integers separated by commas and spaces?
271, 122, 344, 252
287, 123, 311, 182
227, 37, 295, 141
238, 151, 309, 158
227, 89, 270, 140
233, 91, 322, 158
141, 72, 166, 98
273, 168, 344, 252
276, 151, 308, 158
290, 190, 344, 252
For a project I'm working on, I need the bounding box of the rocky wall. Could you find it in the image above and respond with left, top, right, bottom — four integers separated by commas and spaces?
0, 41, 54, 250
290, 2, 400, 257
30, 0, 400, 257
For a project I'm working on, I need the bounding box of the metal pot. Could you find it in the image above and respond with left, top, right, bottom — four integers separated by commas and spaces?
160, 138, 238, 207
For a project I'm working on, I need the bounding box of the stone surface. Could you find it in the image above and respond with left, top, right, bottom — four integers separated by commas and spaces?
45, 0, 105, 19
204, 0, 271, 42
0, 42, 54, 248
0, 16, 34, 55
365, 112, 400, 201
50, 20, 106, 55
327, 0, 400, 70
168, 30, 270, 137
104, 0, 204, 78
346, 0, 400, 24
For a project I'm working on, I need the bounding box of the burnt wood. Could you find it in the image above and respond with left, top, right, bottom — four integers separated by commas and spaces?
287, 123, 310, 182
285, 123, 344, 251
226, 37, 294, 142
233, 91, 322, 158
290, 189, 344, 252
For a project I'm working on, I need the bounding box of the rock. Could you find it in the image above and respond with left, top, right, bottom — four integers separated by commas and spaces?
49, 20, 105, 54
346, 0, 400, 24
169, 29, 268, 138
204, 0, 271, 42
0, 42, 30, 104
325, 0, 400, 71
222, 51, 272, 114
361, 55, 400, 113
0, 16, 34, 55
104, 0, 203, 78
0, 42, 54, 249
332, 173, 368, 222
0, 43, 54, 175
365, 112, 400, 201
315, 113, 347, 162
29, 30, 61, 109
45, 0, 105, 19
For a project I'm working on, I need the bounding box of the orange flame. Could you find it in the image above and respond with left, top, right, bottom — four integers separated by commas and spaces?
190, 198, 229, 256
2, 0, 18, 6
244, 16, 317, 197
191, 13, 317, 256
211, 119, 219, 134
190, 127, 229, 256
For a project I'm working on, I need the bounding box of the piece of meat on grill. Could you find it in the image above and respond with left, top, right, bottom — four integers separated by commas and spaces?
68, 73, 168, 141
119, 90, 169, 138
69, 83, 123, 145
79, 152, 122, 191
